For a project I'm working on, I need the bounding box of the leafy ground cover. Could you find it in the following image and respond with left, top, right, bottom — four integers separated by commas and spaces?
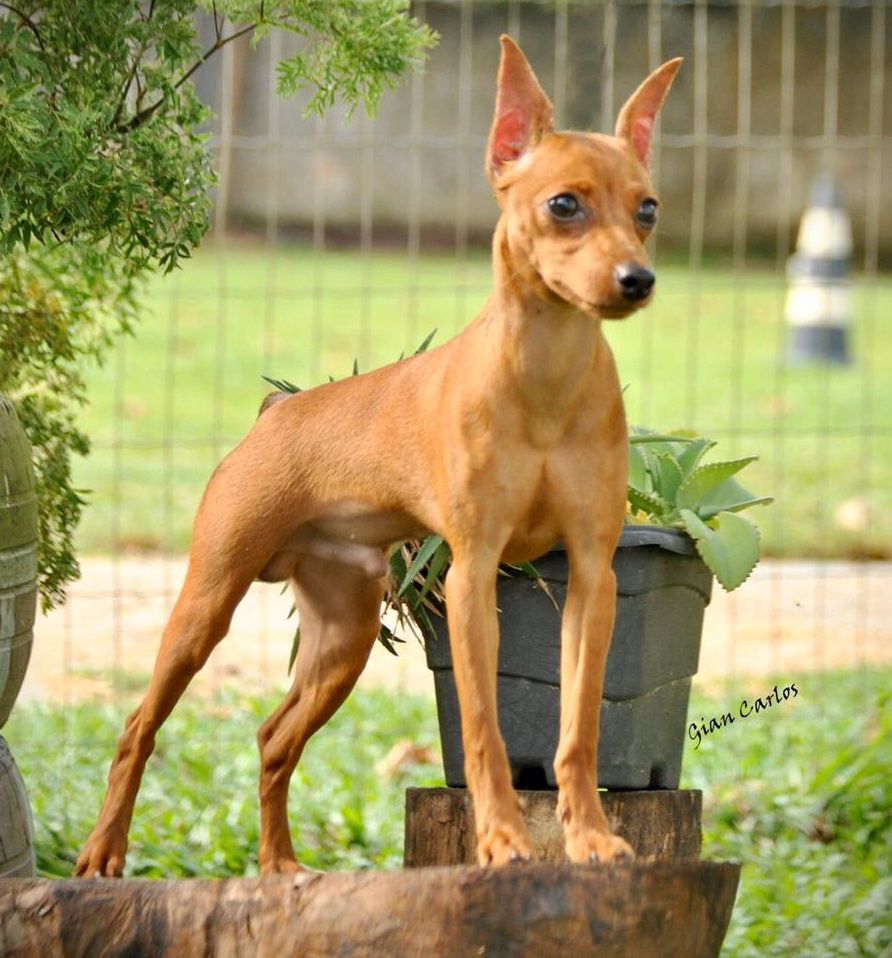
71, 244, 891, 559
686, 669, 890, 957
6, 668, 889, 955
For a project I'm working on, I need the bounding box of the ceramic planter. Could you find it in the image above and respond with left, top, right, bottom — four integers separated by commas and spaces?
426, 526, 713, 790
0, 396, 38, 726
0, 396, 38, 877
0, 736, 35, 877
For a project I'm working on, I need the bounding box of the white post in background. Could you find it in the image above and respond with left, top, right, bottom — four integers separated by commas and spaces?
785, 174, 854, 365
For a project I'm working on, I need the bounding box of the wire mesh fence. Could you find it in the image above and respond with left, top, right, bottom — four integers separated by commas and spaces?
23, 0, 891, 711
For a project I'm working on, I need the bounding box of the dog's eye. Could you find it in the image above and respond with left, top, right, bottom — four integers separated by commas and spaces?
636, 198, 659, 229
547, 194, 581, 220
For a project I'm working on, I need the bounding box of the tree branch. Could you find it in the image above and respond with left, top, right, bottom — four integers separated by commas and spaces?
111, 1, 156, 128
114, 22, 256, 135
112, 40, 151, 129
174, 22, 256, 93
0, 2, 47, 54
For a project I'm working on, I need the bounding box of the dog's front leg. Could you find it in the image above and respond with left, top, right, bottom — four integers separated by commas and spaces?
445, 552, 533, 866
554, 543, 634, 864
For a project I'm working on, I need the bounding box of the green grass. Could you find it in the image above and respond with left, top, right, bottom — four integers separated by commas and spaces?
5, 669, 889, 956
8, 688, 444, 877
72, 244, 892, 558
686, 670, 891, 957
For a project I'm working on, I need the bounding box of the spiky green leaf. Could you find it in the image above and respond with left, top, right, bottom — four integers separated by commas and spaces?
676, 458, 758, 513
414, 329, 437, 354
261, 375, 301, 394
627, 486, 668, 519
398, 534, 445, 597
502, 561, 560, 615
377, 623, 406, 657
680, 508, 760, 591
628, 442, 649, 492
628, 432, 696, 446
697, 475, 774, 520
288, 625, 301, 674
654, 452, 685, 503
421, 538, 451, 597
676, 438, 717, 477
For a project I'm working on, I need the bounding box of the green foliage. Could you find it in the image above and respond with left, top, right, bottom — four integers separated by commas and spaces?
6, 687, 443, 877
0, 0, 434, 607
7, 667, 890, 958
0, 1, 212, 271
685, 670, 891, 957
253, 0, 437, 117
0, 1, 434, 264
387, 532, 450, 647
0, 248, 138, 608
628, 428, 772, 590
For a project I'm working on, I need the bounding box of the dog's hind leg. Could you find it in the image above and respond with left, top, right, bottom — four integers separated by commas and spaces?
256, 554, 385, 874
75, 452, 288, 878
74, 546, 258, 877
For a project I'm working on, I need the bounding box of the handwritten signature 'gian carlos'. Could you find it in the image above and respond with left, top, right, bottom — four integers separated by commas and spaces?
689, 682, 800, 750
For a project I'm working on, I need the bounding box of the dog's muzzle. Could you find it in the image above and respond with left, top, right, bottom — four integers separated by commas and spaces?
616, 264, 656, 302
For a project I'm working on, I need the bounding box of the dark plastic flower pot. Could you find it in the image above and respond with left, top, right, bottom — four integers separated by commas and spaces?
426, 526, 713, 790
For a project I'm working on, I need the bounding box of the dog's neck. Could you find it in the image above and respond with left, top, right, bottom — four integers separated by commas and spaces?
480, 216, 610, 419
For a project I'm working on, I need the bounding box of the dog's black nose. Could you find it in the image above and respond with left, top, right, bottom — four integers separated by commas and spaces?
616, 265, 656, 301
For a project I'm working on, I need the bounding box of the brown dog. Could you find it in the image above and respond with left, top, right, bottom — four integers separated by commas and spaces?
76, 37, 681, 877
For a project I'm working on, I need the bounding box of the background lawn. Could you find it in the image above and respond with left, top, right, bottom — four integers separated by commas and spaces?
6, 667, 889, 956
71, 243, 892, 559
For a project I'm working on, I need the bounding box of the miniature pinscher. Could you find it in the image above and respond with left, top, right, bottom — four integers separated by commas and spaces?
76, 37, 681, 876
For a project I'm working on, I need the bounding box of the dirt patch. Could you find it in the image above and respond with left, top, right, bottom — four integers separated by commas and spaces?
18, 556, 892, 706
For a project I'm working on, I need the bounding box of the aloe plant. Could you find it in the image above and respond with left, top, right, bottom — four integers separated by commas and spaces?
628, 428, 772, 591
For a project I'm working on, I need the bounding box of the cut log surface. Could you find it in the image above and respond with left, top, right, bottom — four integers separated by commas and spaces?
0, 861, 739, 958
405, 787, 702, 867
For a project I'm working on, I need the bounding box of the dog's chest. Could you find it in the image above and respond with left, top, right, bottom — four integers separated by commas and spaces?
495, 464, 562, 563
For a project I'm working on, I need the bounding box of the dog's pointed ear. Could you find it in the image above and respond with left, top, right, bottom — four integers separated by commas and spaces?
615, 58, 683, 167
487, 36, 554, 183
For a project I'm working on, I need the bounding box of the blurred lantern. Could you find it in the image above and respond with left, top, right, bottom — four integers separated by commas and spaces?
785, 175, 853, 365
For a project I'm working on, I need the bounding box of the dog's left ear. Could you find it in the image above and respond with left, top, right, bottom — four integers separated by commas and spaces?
487, 36, 554, 184
615, 58, 683, 167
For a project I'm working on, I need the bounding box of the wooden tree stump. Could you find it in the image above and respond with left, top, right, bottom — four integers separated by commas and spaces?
0, 862, 739, 958
405, 787, 702, 867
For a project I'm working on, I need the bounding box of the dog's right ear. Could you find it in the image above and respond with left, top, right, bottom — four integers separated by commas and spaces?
614, 58, 683, 167
486, 36, 554, 184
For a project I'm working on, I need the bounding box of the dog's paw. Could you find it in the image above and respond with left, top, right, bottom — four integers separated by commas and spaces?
260, 855, 306, 876
477, 823, 535, 867
566, 829, 634, 866
74, 833, 127, 878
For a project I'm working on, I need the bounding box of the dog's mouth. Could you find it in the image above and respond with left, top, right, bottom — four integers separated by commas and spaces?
544, 275, 650, 320
548, 282, 645, 319
593, 299, 647, 320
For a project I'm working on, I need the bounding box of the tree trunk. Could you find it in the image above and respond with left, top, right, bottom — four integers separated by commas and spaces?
404, 787, 702, 867
0, 862, 739, 958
